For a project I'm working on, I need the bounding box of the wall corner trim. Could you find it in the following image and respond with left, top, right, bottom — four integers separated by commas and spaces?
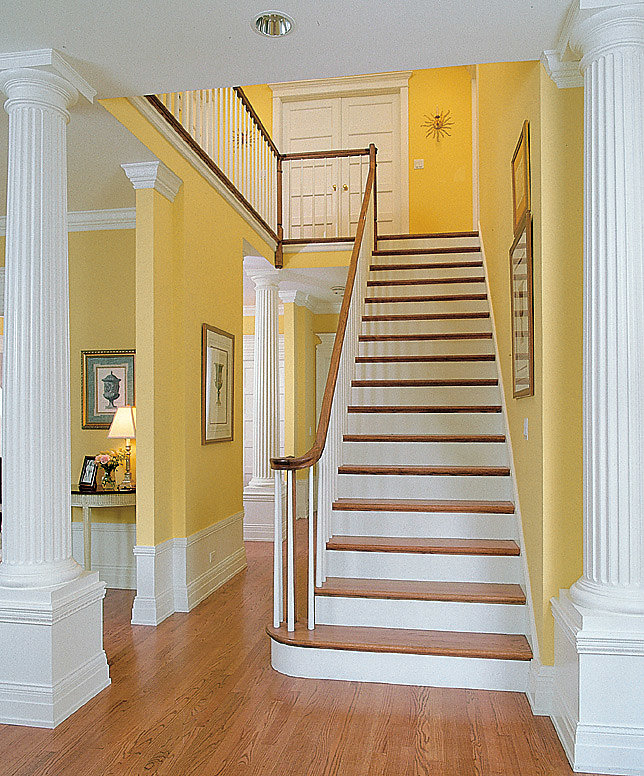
121, 160, 183, 202
541, 50, 583, 89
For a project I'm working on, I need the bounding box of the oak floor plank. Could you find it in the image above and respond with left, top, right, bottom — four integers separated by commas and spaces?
0, 538, 606, 776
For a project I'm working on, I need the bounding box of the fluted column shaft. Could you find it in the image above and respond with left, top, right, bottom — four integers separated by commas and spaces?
0, 69, 81, 587
249, 275, 279, 487
571, 4, 644, 613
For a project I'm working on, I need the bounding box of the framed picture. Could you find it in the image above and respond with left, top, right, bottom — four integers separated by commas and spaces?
511, 120, 531, 236
202, 324, 234, 444
81, 349, 135, 429
78, 455, 98, 491
510, 213, 534, 398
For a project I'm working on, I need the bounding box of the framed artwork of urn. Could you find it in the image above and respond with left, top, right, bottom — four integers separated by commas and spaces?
81, 349, 135, 429
202, 324, 234, 444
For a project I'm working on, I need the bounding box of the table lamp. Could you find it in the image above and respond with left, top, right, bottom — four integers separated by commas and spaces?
108, 406, 136, 490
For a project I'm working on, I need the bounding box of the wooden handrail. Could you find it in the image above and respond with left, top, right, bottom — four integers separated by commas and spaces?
233, 87, 280, 158
271, 143, 377, 472
145, 95, 279, 243
281, 148, 371, 161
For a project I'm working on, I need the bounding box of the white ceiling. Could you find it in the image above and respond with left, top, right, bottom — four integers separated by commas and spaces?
0, 0, 571, 215
0, 1, 570, 98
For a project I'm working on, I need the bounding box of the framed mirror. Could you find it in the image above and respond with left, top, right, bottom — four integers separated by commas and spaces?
510, 213, 534, 398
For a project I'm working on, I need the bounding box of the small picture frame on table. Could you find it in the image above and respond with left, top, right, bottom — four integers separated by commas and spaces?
511, 120, 531, 236
202, 324, 234, 444
78, 455, 98, 492
81, 349, 135, 429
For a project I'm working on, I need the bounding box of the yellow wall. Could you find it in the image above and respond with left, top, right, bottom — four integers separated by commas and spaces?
478, 62, 583, 664
0, 229, 137, 525
102, 96, 274, 544
408, 67, 473, 232
241, 84, 273, 136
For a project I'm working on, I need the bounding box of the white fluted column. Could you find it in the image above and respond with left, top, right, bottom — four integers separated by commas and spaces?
0, 56, 109, 728
549, 6, 644, 773
243, 257, 281, 540
0, 68, 80, 587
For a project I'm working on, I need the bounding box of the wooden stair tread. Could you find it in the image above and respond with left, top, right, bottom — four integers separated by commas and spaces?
369, 261, 483, 271
365, 293, 487, 303
367, 277, 485, 287
378, 230, 479, 240
373, 247, 481, 256
267, 623, 532, 661
343, 434, 506, 443
338, 465, 510, 477
359, 332, 492, 341
351, 379, 498, 387
363, 312, 490, 321
332, 498, 515, 514
317, 578, 526, 605
355, 354, 495, 363
327, 536, 520, 556
347, 405, 502, 413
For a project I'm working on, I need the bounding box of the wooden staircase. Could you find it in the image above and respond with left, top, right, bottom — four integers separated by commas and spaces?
268, 232, 533, 692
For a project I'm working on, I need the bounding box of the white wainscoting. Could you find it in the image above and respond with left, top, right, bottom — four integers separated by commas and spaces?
72, 522, 137, 590
131, 511, 247, 626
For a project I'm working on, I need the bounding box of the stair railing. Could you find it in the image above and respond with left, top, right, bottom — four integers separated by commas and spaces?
270, 144, 377, 632
148, 88, 279, 239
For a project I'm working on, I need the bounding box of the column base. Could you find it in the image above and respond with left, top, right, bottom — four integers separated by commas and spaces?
551, 590, 644, 775
0, 571, 110, 728
243, 484, 285, 541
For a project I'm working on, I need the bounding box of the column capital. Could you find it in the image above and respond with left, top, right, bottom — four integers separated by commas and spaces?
121, 161, 183, 203
244, 255, 281, 289
0, 68, 79, 118
571, 2, 644, 67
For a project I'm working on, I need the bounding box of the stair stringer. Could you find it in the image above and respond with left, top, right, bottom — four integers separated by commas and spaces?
478, 223, 543, 699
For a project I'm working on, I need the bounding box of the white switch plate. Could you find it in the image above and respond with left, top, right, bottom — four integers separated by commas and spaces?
413, 158, 424, 169
523, 418, 529, 440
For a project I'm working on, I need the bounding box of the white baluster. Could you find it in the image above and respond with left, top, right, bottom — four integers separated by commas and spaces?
273, 470, 283, 627
286, 469, 295, 631
308, 466, 315, 629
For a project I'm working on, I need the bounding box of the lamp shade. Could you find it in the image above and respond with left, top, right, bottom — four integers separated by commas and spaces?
107, 406, 136, 439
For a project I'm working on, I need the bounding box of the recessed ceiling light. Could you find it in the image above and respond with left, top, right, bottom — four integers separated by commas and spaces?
252, 11, 294, 37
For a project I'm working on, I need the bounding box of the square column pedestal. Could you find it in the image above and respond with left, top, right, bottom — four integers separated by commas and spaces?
552, 593, 644, 775
0, 573, 109, 727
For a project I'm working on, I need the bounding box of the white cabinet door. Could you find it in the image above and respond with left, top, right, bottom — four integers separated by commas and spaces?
281, 91, 402, 237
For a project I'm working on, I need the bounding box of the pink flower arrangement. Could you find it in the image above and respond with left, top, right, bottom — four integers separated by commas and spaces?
94, 449, 125, 474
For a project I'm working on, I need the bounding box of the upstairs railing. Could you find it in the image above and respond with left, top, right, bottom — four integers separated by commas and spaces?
271, 145, 376, 631
146, 88, 378, 266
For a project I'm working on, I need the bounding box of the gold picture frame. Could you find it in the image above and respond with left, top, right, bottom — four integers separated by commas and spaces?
511, 120, 531, 236
509, 213, 534, 398
201, 324, 234, 444
81, 349, 135, 429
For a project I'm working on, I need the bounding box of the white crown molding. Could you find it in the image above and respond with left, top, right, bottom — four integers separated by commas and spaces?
0, 49, 95, 103
541, 50, 584, 88
269, 71, 412, 100
283, 241, 353, 254
128, 96, 277, 250
121, 160, 182, 203
278, 288, 311, 307
0, 208, 136, 236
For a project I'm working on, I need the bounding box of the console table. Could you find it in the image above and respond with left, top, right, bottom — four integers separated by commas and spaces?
71, 489, 136, 571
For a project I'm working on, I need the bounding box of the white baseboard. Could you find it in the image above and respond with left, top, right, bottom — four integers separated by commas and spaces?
132, 511, 247, 626
527, 659, 554, 716
72, 522, 136, 589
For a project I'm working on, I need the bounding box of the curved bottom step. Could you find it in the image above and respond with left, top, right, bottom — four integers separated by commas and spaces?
268, 624, 532, 692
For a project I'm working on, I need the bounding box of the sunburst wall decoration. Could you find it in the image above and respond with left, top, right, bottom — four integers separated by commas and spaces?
422, 108, 455, 141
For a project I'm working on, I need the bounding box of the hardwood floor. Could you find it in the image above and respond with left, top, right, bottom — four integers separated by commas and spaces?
0, 539, 606, 776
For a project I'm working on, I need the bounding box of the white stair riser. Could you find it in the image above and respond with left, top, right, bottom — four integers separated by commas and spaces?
362, 317, 491, 336
364, 300, 489, 316
315, 596, 527, 634
369, 265, 484, 281
359, 339, 494, 356
368, 281, 487, 298
354, 361, 498, 380
350, 385, 501, 405
326, 550, 521, 584
341, 441, 509, 467
329, 511, 517, 540
347, 412, 505, 435
271, 640, 530, 692
337, 473, 512, 501
375, 240, 480, 254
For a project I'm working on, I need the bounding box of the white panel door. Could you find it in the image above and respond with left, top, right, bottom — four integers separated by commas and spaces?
281, 92, 401, 237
